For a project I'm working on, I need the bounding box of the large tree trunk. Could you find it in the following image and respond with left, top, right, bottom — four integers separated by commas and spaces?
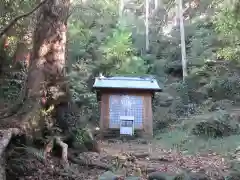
18, 0, 70, 135
0, 36, 7, 76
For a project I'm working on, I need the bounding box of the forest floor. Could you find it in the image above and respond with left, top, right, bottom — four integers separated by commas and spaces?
4, 132, 240, 180
98, 139, 230, 179
4, 137, 232, 180
3, 108, 240, 180
23, 138, 231, 180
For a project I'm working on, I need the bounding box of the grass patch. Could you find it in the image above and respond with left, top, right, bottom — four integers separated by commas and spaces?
154, 128, 240, 156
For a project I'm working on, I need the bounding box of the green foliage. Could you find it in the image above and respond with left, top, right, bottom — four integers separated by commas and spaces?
192, 110, 240, 138
0, 61, 27, 104
4, 0, 240, 162
75, 128, 93, 144
213, 0, 240, 61
204, 76, 240, 101
67, 0, 149, 126
102, 27, 133, 60
69, 61, 97, 106
154, 124, 240, 155
0, 0, 36, 28
99, 26, 148, 75
67, 0, 118, 123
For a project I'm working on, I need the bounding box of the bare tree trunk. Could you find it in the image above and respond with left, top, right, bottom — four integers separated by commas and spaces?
154, 0, 162, 11
145, 0, 149, 51
177, 0, 187, 80
119, 0, 124, 17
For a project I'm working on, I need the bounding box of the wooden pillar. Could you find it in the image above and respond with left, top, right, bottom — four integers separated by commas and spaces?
143, 94, 153, 138
100, 95, 104, 139
100, 93, 109, 139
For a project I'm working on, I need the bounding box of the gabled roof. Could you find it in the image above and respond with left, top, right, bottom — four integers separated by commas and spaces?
93, 76, 162, 92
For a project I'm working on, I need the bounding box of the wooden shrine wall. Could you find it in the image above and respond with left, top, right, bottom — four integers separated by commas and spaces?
99, 89, 153, 137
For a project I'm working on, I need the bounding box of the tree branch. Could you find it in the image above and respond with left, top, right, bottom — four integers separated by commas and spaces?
0, 0, 49, 38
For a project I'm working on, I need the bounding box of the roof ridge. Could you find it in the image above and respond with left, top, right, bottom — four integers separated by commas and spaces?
93, 75, 162, 91
102, 78, 154, 82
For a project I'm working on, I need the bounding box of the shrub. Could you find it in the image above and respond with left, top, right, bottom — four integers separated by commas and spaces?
169, 97, 188, 117
205, 76, 240, 101
196, 99, 234, 114
192, 110, 240, 138
153, 112, 178, 131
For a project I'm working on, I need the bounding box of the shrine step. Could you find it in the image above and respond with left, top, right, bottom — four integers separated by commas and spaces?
101, 129, 142, 139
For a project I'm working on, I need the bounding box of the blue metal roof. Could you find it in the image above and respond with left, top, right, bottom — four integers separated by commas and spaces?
93, 76, 162, 91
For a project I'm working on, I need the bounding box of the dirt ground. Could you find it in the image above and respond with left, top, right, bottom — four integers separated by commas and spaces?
90, 139, 230, 179
6, 139, 230, 180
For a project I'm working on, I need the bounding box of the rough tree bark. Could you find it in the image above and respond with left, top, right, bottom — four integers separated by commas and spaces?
13, 16, 35, 67
21, 0, 70, 133
0, 35, 7, 75
0, 1, 104, 176
0, 2, 71, 177
0, 0, 70, 120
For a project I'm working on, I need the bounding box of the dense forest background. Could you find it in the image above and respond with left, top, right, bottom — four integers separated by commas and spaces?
1, 0, 240, 179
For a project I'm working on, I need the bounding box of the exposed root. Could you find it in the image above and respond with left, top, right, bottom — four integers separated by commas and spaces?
44, 136, 111, 171
68, 154, 111, 171
131, 152, 149, 158
55, 136, 68, 165
0, 128, 20, 156
44, 138, 54, 159
0, 128, 20, 180
44, 136, 69, 166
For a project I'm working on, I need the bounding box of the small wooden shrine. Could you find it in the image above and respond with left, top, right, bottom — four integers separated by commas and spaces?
93, 75, 162, 138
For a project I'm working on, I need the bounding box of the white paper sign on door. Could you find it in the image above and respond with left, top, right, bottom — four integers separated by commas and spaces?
120, 117, 134, 136
120, 127, 133, 135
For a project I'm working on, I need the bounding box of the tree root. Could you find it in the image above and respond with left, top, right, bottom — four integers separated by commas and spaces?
0, 128, 20, 180
0, 128, 20, 156
44, 136, 111, 171
55, 136, 68, 165
131, 152, 149, 158
68, 154, 111, 171
44, 136, 69, 166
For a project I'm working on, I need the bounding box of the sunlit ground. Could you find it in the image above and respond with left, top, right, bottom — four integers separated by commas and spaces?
154, 128, 240, 157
